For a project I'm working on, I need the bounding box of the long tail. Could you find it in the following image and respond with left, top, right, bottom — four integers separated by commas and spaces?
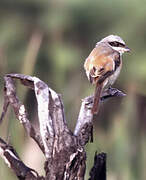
92, 83, 103, 114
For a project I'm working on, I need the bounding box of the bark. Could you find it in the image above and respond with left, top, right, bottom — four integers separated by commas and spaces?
0, 74, 125, 180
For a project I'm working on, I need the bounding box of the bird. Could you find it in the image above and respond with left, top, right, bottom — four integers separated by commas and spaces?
84, 35, 130, 114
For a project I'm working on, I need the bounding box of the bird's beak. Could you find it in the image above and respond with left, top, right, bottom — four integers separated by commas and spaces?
124, 46, 131, 52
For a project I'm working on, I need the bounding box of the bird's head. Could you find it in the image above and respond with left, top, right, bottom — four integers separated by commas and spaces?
99, 35, 130, 54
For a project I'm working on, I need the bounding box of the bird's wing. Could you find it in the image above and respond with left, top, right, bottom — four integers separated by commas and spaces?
84, 47, 119, 84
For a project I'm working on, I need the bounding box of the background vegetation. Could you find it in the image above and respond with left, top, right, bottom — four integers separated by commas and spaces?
0, 0, 146, 179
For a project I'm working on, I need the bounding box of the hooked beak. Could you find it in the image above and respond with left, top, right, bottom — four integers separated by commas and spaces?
124, 46, 131, 52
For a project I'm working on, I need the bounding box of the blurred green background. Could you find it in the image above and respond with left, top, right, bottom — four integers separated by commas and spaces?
0, 0, 146, 179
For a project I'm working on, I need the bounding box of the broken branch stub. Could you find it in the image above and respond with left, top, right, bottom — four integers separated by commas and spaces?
89, 152, 106, 180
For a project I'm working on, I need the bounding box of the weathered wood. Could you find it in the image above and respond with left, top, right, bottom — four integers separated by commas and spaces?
0, 74, 125, 180
89, 152, 106, 180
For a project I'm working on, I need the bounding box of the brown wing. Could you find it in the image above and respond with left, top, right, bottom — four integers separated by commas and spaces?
84, 45, 117, 84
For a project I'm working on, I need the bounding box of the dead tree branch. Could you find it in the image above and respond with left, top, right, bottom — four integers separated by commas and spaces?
0, 137, 43, 180
0, 73, 125, 180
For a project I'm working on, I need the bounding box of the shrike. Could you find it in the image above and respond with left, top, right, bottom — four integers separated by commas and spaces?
84, 35, 130, 114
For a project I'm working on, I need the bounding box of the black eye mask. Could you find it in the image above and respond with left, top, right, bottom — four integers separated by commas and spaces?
109, 41, 125, 47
